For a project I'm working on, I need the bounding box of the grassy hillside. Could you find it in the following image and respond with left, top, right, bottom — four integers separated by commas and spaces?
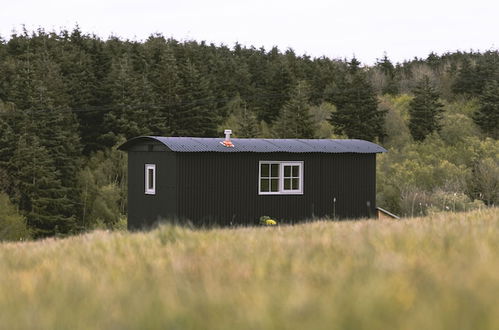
1, 209, 498, 330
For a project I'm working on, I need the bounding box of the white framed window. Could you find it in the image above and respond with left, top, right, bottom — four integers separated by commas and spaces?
145, 164, 156, 195
259, 161, 303, 195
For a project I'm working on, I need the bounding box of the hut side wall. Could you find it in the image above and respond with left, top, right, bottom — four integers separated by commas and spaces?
127, 150, 177, 229
175, 152, 376, 226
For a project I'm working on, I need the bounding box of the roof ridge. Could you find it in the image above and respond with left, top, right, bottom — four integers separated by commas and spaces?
118, 136, 388, 154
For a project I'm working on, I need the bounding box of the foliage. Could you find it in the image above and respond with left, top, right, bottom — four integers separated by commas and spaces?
468, 157, 499, 206
377, 135, 499, 216
259, 215, 277, 225
171, 59, 218, 137
9, 133, 77, 238
438, 99, 480, 145
408, 76, 444, 141
273, 82, 315, 138
452, 52, 499, 97
0, 28, 498, 236
77, 144, 127, 229
474, 80, 499, 139
327, 58, 386, 141
220, 94, 260, 138
308, 102, 336, 138
373, 53, 399, 95
379, 94, 412, 149
0, 209, 498, 329
0, 192, 30, 241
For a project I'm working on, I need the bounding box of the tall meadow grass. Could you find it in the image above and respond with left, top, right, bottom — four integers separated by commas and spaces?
1, 208, 498, 329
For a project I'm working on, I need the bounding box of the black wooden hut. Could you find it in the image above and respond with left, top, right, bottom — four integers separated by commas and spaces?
119, 135, 387, 229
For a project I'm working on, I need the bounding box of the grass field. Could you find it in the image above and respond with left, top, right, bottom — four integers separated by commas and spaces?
1, 208, 498, 330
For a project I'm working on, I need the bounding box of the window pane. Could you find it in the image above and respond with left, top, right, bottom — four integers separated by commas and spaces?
261, 164, 269, 177
148, 169, 154, 189
284, 165, 291, 177
271, 164, 279, 177
292, 166, 299, 177
271, 179, 279, 192
292, 178, 299, 190
284, 178, 291, 190
260, 179, 269, 192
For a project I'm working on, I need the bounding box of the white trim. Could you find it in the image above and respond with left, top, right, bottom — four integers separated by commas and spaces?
258, 161, 304, 195
281, 162, 303, 194
145, 164, 156, 195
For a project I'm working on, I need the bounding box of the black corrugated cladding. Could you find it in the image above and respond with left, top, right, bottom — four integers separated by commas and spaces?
120, 137, 383, 229
126, 141, 178, 229
175, 152, 377, 226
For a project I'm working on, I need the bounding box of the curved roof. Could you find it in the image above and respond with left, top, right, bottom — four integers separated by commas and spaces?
119, 136, 387, 153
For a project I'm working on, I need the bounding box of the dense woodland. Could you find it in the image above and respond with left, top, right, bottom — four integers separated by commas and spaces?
0, 27, 497, 239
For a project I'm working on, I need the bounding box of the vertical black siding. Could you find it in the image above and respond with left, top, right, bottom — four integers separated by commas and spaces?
175, 152, 376, 226
127, 151, 177, 229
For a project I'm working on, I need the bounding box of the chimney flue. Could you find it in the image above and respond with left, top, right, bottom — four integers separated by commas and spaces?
220, 129, 234, 147
224, 129, 232, 141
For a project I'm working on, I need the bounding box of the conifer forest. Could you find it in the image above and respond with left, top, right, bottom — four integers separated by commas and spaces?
0, 28, 498, 239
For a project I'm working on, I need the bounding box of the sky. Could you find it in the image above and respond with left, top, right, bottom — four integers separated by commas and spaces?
1, 0, 498, 64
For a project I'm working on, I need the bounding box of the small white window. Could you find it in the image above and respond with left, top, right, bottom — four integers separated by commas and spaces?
145, 164, 156, 195
259, 161, 303, 195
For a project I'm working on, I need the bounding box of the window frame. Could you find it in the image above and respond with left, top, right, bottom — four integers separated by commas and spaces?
258, 161, 304, 195
145, 164, 156, 195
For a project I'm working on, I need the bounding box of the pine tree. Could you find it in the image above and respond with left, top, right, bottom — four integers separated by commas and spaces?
273, 82, 315, 138
408, 76, 444, 141
58, 28, 107, 154
33, 108, 82, 216
452, 53, 499, 97
327, 58, 386, 141
104, 51, 154, 141
224, 95, 260, 138
474, 80, 499, 139
172, 59, 218, 136
452, 58, 480, 96
0, 109, 19, 196
10, 133, 76, 237
3, 45, 83, 234
145, 38, 179, 135
262, 54, 295, 123
376, 54, 399, 95
238, 107, 260, 138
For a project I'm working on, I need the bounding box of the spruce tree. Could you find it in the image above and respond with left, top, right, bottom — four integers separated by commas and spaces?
273, 82, 315, 138
408, 76, 444, 141
4, 48, 83, 234
376, 54, 399, 95
172, 59, 218, 136
262, 55, 295, 123
238, 107, 260, 138
33, 108, 82, 218
224, 95, 260, 138
145, 39, 179, 135
0, 111, 18, 196
58, 29, 107, 154
327, 58, 386, 141
104, 51, 156, 141
474, 80, 499, 139
451, 58, 479, 96
10, 134, 76, 237
452, 53, 499, 97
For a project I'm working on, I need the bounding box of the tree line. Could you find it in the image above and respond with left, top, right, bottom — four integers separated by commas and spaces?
0, 27, 497, 239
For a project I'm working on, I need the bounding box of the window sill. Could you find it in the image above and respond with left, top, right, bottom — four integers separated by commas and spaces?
259, 191, 303, 195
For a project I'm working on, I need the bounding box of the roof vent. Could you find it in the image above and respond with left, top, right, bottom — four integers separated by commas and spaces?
220, 129, 234, 147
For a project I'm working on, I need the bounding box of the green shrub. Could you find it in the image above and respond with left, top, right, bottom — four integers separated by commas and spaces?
0, 193, 30, 241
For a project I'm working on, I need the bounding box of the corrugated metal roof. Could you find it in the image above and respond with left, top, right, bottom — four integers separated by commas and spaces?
119, 136, 387, 153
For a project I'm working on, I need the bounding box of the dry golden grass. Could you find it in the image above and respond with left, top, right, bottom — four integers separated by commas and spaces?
1, 208, 498, 330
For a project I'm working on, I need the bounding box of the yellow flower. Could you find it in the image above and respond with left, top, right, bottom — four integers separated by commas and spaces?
265, 219, 277, 225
